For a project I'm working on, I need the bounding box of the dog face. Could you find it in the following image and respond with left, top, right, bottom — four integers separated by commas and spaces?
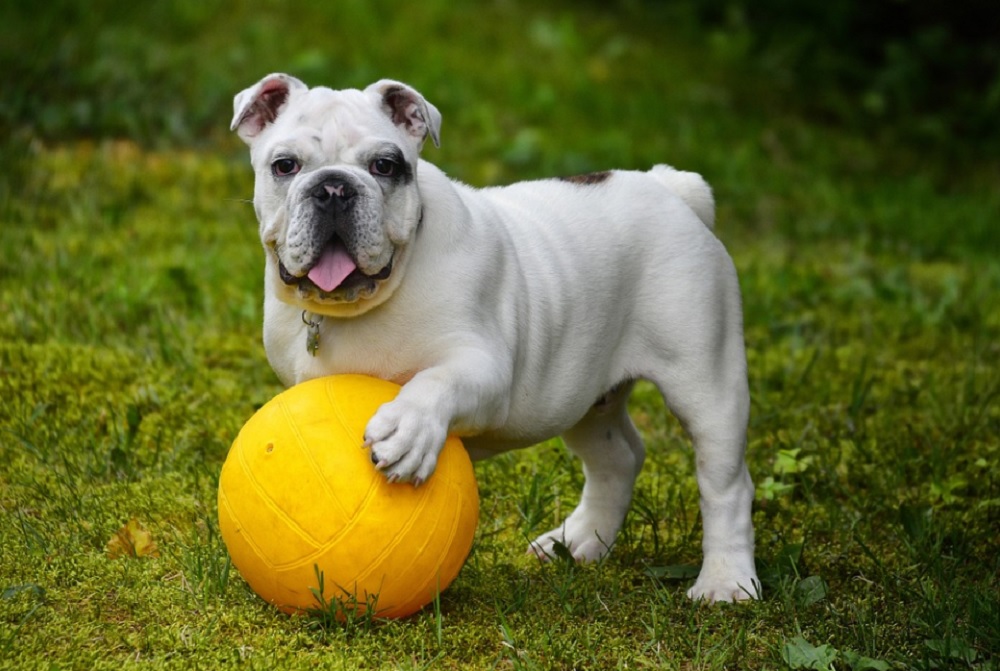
231, 74, 441, 316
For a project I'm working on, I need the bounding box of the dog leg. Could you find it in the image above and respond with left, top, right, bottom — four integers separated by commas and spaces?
529, 382, 644, 562
365, 349, 511, 484
679, 399, 758, 602
650, 321, 759, 601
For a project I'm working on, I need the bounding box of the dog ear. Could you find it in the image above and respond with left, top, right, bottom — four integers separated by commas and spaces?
231, 73, 308, 143
366, 80, 441, 149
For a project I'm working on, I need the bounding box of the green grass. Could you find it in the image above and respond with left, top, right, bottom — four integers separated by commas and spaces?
2, 1, 998, 669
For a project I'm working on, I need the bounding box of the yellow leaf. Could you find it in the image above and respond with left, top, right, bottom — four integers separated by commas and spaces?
106, 519, 160, 559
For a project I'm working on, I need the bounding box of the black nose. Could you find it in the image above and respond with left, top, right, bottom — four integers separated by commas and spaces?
311, 178, 355, 210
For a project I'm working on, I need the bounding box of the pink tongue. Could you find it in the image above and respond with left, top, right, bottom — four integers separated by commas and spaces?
307, 242, 357, 292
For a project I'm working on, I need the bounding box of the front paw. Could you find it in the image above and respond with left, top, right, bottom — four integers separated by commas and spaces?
528, 504, 622, 563
363, 398, 447, 485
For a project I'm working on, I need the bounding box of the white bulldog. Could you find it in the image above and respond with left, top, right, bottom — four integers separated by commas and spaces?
231, 73, 759, 602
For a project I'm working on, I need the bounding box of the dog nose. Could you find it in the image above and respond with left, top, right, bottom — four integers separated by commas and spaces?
311, 178, 355, 209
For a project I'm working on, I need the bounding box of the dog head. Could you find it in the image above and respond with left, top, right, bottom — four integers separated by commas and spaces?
231, 74, 441, 316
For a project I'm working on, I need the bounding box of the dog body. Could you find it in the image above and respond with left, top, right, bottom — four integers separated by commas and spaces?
232, 74, 759, 601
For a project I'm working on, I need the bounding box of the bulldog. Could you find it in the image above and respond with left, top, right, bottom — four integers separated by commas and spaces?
230, 73, 759, 602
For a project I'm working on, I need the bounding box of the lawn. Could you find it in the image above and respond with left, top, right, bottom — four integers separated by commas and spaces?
1, 1, 998, 669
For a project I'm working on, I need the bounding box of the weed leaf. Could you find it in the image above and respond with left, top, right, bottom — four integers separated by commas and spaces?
841, 649, 891, 671
795, 575, 828, 607
782, 636, 837, 670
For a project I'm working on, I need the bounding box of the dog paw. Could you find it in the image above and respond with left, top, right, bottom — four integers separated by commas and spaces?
363, 398, 447, 485
686, 557, 760, 602
529, 532, 610, 563
527, 509, 620, 563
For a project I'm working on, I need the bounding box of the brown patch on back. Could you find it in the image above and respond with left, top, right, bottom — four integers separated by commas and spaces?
559, 171, 612, 185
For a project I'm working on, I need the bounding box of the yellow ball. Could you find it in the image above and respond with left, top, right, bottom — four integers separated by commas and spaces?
217, 374, 479, 618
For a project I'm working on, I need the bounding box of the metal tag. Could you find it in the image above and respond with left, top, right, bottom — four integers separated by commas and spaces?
301, 311, 322, 356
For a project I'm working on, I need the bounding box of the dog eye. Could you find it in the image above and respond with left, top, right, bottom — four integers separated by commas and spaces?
370, 158, 397, 177
272, 158, 301, 177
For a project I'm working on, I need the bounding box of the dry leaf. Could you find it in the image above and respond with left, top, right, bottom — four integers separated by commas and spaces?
106, 518, 160, 559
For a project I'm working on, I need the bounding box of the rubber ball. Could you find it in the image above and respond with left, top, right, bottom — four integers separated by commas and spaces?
218, 374, 479, 618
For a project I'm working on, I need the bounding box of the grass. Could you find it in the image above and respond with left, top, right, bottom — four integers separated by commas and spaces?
1, 1, 998, 669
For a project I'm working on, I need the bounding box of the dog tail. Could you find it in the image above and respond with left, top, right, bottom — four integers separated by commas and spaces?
649, 164, 715, 230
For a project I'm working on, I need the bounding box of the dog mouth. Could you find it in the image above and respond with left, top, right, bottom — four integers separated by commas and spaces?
277, 237, 392, 297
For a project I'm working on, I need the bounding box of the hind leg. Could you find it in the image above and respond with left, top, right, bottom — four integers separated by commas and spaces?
676, 386, 758, 602
529, 382, 644, 561
651, 334, 759, 601
632, 238, 760, 602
